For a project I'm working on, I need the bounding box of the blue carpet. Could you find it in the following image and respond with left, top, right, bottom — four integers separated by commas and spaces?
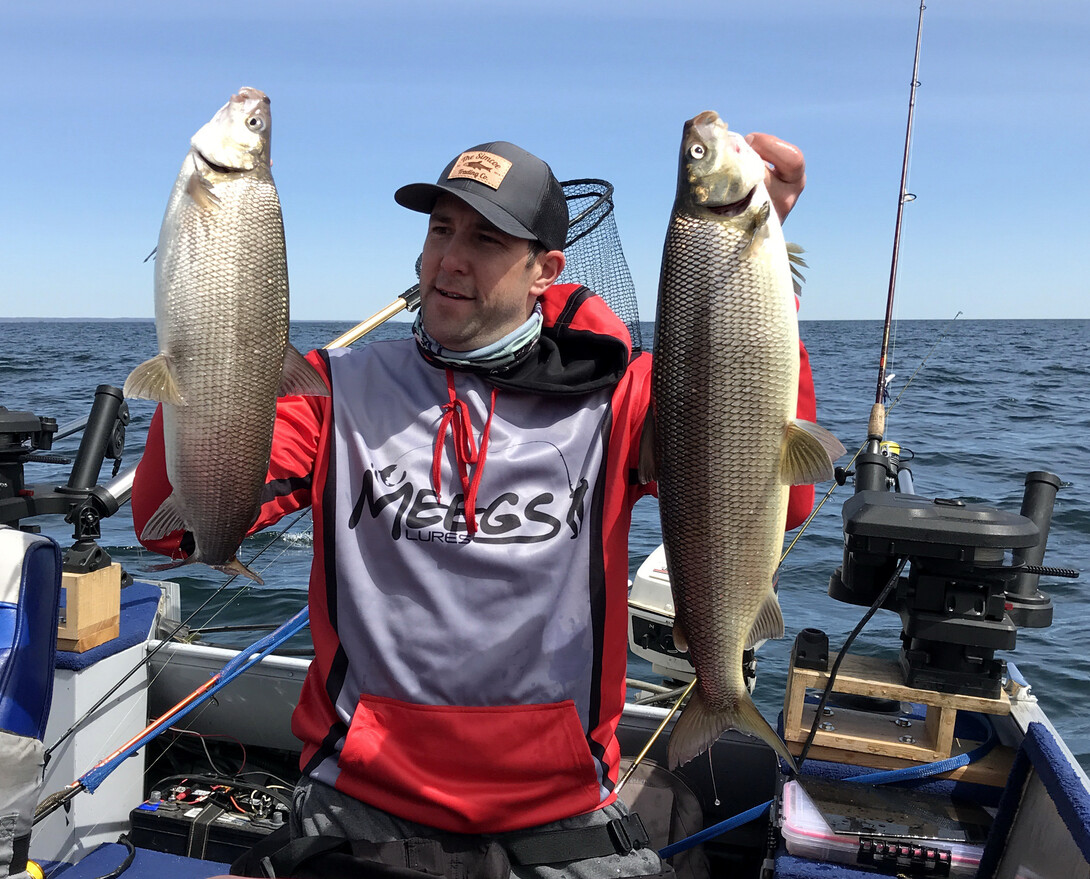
43, 842, 229, 879
55, 581, 161, 671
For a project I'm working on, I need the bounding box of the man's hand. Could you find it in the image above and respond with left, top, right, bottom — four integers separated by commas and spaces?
745, 133, 805, 223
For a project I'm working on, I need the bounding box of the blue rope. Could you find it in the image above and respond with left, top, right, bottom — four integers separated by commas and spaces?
659, 799, 772, 859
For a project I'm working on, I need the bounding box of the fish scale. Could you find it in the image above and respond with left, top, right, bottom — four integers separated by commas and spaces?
651, 111, 843, 769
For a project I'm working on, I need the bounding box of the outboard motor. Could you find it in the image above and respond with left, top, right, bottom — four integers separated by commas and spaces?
0, 526, 62, 879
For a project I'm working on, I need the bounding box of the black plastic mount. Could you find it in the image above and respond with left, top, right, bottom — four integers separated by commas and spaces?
829, 484, 1058, 699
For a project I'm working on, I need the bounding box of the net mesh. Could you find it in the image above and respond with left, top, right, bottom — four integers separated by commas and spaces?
557, 179, 644, 351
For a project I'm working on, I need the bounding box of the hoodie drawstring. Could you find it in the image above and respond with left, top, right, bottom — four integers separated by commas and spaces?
432, 368, 496, 536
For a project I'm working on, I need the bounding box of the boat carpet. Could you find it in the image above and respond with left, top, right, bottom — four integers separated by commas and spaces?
55, 580, 162, 671
42, 841, 228, 879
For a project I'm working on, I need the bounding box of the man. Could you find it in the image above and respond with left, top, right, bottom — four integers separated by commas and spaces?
132, 135, 812, 878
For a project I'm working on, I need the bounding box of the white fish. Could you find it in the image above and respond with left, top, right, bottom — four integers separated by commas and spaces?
649, 111, 844, 769
125, 87, 328, 583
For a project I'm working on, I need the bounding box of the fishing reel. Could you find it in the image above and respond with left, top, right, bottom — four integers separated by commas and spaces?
829, 447, 1075, 699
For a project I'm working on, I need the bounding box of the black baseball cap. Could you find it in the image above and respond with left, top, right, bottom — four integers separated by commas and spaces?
395, 141, 569, 252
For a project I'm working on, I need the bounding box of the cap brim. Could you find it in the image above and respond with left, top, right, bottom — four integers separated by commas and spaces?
394, 182, 537, 242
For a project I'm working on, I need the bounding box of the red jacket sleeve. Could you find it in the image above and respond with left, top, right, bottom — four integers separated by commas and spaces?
785, 338, 817, 531
130, 350, 332, 559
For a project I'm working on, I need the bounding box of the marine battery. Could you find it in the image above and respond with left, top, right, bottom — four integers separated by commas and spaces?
129, 788, 284, 863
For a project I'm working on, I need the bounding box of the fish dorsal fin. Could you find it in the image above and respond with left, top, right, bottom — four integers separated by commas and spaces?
124, 353, 185, 405
781, 420, 846, 485
786, 242, 807, 296
637, 408, 657, 484
745, 590, 785, 650
279, 344, 331, 397
140, 491, 188, 541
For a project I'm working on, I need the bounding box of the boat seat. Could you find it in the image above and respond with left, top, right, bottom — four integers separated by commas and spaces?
0, 525, 62, 879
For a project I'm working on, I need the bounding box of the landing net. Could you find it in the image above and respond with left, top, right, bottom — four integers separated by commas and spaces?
558, 179, 643, 352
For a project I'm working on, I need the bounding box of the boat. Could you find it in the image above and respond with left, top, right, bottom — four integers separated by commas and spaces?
5, 359, 1089, 879
4, 6, 1090, 878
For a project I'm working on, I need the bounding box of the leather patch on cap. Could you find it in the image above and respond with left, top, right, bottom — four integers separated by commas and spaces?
447, 151, 512, 190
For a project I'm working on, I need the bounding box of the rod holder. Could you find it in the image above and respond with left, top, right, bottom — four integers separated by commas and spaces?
65, 385, 124, 492
1010, 471, 1061, 598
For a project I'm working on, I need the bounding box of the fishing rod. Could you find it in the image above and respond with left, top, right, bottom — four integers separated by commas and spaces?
869, 0, 927, 447
44, 506, 313, 762
325, 284, 421, 350
780, 308, 962, 563
35, 607, 311, 824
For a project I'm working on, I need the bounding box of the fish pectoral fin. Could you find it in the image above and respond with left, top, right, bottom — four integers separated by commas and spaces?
140, 492, 189, 541
279, 344, 331, 397
185, 168, 221, 212
637, 408, 658, 484
124, 354, 186, 405
745, 591, 785, 650
780, 420, 847, 485
786, 242, 807, 296
741, 201, 772, 258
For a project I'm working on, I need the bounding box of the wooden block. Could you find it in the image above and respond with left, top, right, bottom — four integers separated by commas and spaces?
57, 563, 122, 650
57, 615, 120, 652
789, 653, 1010, 716
787, 701, 947, 761
783, 651, 1012, 771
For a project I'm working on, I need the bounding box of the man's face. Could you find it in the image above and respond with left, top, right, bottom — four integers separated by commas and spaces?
419, 194, 563, 352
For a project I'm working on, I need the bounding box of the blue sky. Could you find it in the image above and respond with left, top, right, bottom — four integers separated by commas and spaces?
3, 1, 1087, 321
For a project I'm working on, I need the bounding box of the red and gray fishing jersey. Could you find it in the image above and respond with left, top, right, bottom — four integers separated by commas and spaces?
131, 283, 817, 834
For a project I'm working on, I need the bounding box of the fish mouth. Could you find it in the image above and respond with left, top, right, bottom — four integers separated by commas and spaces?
193, 147, 240, 175
707, 186, 756, 218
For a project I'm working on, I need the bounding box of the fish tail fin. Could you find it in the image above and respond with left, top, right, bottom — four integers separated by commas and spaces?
668, 687, 797, 774
213, 557, 264, 585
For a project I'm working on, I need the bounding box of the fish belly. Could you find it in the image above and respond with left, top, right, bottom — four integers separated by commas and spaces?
155, 169, 289, 567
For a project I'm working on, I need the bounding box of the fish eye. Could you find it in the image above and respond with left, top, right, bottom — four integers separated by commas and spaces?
689, 143, 706, 160
247, 115, 265, 131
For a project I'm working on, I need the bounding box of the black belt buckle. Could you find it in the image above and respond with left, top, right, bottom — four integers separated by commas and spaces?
608, 814, 648, 854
